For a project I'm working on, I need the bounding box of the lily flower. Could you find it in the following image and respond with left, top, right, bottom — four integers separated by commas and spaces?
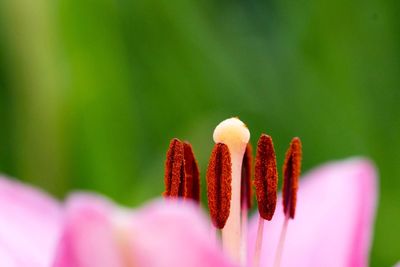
0, 117, 385, 267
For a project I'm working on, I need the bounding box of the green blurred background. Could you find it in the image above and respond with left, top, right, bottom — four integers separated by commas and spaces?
0, 0, 399, 265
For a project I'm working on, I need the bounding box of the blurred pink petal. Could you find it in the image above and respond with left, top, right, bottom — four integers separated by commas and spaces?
53, 195, 235, 267
128, 200, 235, 267
52, 194, 126, 267
248, 158, 377, 267
0, 176, 62, 267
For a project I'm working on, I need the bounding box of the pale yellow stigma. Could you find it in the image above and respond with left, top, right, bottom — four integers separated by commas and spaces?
213, 117, 250, 152
211, 117, 250, 264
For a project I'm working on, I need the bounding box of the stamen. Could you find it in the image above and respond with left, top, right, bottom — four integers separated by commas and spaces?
241, 143, 253, 265
273, 217, 289, 267
241, 143, 253, 210
254, 134, 278, 221
164, 138, 185, 198
163, 139, 200, 202
253, 216, 264, 267
212, 117, 250, 263
273, 137, 302, 267
282, 137, 302, 218
183, 142, 200, 202
206, 143, 232, 229
253, 134, 278, 267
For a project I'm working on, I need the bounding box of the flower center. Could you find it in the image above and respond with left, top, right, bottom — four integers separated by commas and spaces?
162, 117, 302, 267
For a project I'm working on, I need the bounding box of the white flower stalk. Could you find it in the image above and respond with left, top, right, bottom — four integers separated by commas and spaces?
213, 117, 250, 263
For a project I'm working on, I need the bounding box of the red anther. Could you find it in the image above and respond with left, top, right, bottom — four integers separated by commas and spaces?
254, 134, 278, 221
241, 143, 253, 210
183, 142, 200, 202
164, 138, 185, 198
206, 143, 232, 229
282, 137, 302, 219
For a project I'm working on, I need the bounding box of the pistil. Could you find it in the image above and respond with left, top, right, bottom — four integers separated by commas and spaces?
208, 117, 250, 263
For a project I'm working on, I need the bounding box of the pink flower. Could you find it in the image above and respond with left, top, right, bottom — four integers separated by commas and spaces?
0, 118, 386, 267
0, 157, 379, 266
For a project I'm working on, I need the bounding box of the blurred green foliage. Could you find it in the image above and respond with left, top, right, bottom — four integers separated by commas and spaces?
0, 0, 399, 265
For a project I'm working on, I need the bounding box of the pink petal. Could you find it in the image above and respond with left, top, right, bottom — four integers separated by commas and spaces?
128, 200, 236, 267
53, 195, 235, 267
248, 158, 377, 267
0, 176, 62, 266
52, 194, 126, 267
